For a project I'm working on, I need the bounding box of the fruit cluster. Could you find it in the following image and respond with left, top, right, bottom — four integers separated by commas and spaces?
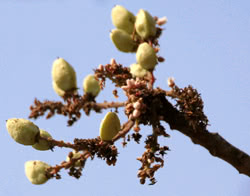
52, 57, 101, 98
6, 119, 52, 184
6, 5, 174, 185
111, 5, 167, 76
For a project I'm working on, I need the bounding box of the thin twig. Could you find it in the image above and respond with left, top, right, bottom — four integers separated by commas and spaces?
112, 120, 135, 142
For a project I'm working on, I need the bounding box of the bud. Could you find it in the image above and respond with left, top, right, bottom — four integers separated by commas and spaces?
126, 78, 135, 88
111, 5, 135, 34
110, 58, 117, 66
99, 112, 121, 141
136, 43, 157, 70
52, 58, 77, 91
25, 160, 50, 185
157, 16, 168, 26
135, 9, 156, 39
6, 118, 40, 145
66, 150, 86, 167
83, 74, 101, 97
32, 129, 52, 151
130, 63, 149, 78
132, 109, 141, 118
110, 29, 136, 53
133, 101, 141, 110
167, 77, 175, 88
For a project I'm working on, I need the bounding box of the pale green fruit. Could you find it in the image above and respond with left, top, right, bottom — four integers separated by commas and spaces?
130, 63, 149, 78
66, 150, 86, 167
111, 5, 135, 34
136, 43, 157, 70
83, 74, 101, 97
25, 160, 50, 185
110, 29, 137, 53
32, 129, 52, 151
52, 58, 77, 91
135, 9, 156, 39
6, 118, 40, 145
52, 81, 65, 97
99, 112, 121, 141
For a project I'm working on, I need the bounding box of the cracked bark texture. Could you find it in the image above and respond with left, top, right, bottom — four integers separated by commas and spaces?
156, 93, 250, 177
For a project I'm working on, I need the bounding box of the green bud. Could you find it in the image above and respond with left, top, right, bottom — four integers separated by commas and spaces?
6, 118, 40, 145
66, 150, 86, 167
110, 29, 137, 53
32, 129, 52, 151
99, 112, 121, 141
25, 160, 50, 185
136, 43, 157, 70
83, 74, 101, 97
52, 58, 77, 92
130, 63, 149, 78
135, 9, 156, 39
111, 5, 135, 34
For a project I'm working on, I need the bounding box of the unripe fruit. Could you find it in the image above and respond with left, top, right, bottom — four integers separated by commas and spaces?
52, 81, 65, 97
111, 5, 136, 34
32, 129, 52, 151
83, 74, 101, 97
135, 9, 156, 39
52, 58, 77, 91
110, 29, 137, 53
25, 160, 50, 185
99, 112, 121, 141
130, 63, 149, 78
136, 43, 157, 70
6, 118, 40, 145
66, 150, 86, 167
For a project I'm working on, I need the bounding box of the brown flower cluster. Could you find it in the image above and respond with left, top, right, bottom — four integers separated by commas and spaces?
169, 84, 209, 131
137, 135, 169, 185
45, 137, 118, 180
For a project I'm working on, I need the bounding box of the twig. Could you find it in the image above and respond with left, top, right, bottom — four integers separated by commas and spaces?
29, 97, 126, 125
112, 120, 135, 142
93, 101, 125, 109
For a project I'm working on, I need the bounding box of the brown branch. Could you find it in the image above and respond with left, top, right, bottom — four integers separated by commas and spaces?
47, 151, 90, 179
29, 97, 125, 126
112, 120, 135, 142
157, 93, 250, 177
46, 138, 77, 150
93, 101, 125, 109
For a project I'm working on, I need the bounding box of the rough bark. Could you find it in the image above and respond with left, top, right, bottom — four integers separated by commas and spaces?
158, 94, 250, 177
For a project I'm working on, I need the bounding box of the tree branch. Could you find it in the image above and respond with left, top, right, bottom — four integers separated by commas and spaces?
158, 93, 250, 177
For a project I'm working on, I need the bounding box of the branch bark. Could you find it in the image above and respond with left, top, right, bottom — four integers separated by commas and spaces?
158, 94, 250, 177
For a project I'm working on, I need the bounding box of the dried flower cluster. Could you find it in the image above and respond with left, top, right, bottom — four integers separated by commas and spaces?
167, 83, 209, 131
45, 137, 118, 180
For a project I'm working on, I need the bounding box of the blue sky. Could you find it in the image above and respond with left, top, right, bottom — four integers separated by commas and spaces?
1, 0, 250, 195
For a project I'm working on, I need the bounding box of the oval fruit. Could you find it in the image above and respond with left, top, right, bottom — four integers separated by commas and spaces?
110, 29, 137, 53
52, 81, 65, 97
130, 63, 149, 78
99, 112, 121, 141
32, 129, 52, 151
6, 118, 40, 145
136, 42, 157, 70
83, 74, 101, 97
135, 9, 156, 39
25, 160, 50, 185
52, 58, 77, 91
66, 150, 86, 167
111, 5, 135, 34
